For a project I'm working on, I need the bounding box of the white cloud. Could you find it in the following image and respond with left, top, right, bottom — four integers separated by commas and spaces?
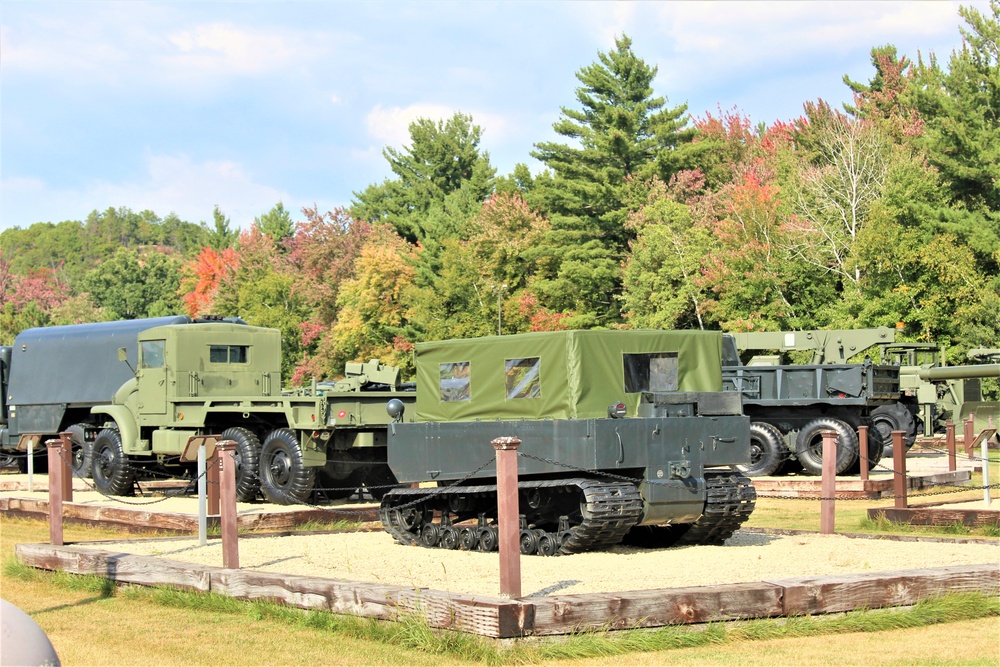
163, 23, 313, 76
365, 103, 513, 149
0, 154, 293, 231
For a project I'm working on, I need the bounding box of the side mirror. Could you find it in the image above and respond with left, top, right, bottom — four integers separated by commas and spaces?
118, 348, 128, 362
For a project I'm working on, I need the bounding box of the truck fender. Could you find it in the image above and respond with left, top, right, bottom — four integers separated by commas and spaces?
89, 406, 139, 452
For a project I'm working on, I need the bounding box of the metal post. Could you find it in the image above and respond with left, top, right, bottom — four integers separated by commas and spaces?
858, 425, 869, 482
46, 439, 64, 546
982, 430, 991, 508
820, 430, 837, 534
27, 438, 34, 493
492, 436, 521, 599
198, 442, 208, 546
217, 440, 239, 569
964, 414, 975, 459
946, 421, 956, 472
59, 432, 73, 502
892, 430, 907, 509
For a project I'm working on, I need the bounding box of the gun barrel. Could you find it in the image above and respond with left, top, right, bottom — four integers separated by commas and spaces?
917, 364, 1000, 381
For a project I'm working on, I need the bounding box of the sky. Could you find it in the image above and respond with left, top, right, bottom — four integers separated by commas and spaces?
0, 1, 989, 233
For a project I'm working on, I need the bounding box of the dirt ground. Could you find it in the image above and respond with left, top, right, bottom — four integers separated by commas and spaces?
85, 529, 999, 598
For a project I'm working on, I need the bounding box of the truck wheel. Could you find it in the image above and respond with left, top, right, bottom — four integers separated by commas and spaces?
259, 428, 315, 505
92, 429, 135, 496
795, 418, 859, 476
871, 404, 916, 458
737, 422, 787, 476
220, 427, 261, 502
67, 424, 93, 479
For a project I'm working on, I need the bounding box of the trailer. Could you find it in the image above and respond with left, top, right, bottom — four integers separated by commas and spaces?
721, 335, 900, 476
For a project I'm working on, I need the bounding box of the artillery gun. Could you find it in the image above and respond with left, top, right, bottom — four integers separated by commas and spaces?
378, 329, 756, 556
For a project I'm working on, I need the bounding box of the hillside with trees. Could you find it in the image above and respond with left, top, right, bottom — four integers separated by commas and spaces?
2, 2, 997, 383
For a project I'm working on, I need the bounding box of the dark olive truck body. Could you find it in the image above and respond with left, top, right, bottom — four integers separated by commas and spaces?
380, 330, 756, 555
3, 318, 413, 503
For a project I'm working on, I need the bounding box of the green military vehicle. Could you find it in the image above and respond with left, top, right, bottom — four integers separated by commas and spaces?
4, 317, 414, 503
378, 329, 757, 555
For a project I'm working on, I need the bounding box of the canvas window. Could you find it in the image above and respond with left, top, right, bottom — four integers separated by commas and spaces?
505, 357, 541, 399
623, 352, 678, 393
439, 361, 471, 402
140, 340, 165, 369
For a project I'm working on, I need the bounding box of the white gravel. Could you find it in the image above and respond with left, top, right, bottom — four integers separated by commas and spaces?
90, 530, 999, 598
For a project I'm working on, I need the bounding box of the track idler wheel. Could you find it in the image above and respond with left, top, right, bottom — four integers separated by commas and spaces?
419, 523, 440, 547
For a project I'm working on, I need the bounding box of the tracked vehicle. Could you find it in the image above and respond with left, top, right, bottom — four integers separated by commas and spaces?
379, 330, 756, 555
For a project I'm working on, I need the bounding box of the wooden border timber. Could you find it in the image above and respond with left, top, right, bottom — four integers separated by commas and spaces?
0, 497, 379, 533
751, 469, 973, 500
872, 504, 1000, 528
13, 543, 998, 639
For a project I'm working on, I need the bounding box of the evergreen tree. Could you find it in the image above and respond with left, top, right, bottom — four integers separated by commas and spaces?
529, 35, 697, 326
207, 205, 238, 250
351, 112, 495, 243
255, 202, 296, 243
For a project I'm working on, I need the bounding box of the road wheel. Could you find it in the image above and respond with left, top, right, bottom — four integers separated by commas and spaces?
92, 429, 135, 496
220, 427, 261, 502
737, 422, 787, 476
871, 403, 917, 459
67, 424, 93, 479
259, 428, 315, 505
795, 418, 859, 476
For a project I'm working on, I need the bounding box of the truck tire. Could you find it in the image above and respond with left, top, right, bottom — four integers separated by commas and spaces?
737, 421, 787, 476
871, 403, 916, 458
92, 429, 135, 496
259, 428, 315, 505
220, 427, 262, 502
67, 424, 93, 479
795, 418, 859, 476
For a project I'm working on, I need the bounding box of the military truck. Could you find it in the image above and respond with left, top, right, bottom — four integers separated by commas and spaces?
730, 329, 1000, 457
1, 317, 414, 503
721, 334, 900, 476
378, 329, 756, 555
1, 316, 195, 474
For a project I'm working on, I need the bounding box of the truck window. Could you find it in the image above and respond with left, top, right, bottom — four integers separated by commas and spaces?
140, 340, 165, 369
505, 357, 541, 399
623, 352, 678, 393
210, 345, 249, 364
439, 362, 471, 402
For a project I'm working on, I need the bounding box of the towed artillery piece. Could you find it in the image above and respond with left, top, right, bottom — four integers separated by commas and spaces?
378, 329, 757, 556
1, 317, 414, 502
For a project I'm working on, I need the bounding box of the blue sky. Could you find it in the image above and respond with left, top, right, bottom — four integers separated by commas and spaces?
0, 1, 987, 232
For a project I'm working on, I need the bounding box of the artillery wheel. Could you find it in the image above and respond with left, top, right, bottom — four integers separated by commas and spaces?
795, 418, 859, 475
220, 427, 262, 502
871, 403, 917, 459
259, 428, 315, 505
92, 429, 135, 496
66, 424, 93, 479
737, 421, 787, 476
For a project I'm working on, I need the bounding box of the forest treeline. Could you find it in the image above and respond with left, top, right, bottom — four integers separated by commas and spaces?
2, 3, 998, 383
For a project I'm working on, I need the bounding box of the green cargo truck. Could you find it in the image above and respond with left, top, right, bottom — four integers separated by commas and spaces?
3, 317, 413, 503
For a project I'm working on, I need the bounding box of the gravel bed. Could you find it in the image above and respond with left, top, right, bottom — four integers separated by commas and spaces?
90, 529, 999, 598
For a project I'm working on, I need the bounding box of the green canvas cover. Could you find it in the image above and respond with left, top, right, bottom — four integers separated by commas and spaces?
413, 330, 723, 422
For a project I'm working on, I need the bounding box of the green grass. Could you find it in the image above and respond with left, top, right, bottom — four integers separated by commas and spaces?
3, 555, 997, 665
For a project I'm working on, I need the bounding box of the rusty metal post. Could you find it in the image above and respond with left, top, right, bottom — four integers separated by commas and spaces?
217, 440, 239, 569
963, 413, 975, 459
820, 430, 837, 534
58, 432, 73, 502
858, 425, 869, 482
45, 439, 64, 546
492, 436, 522, 599
946, 421, 956, 472
207, 448, 220, 516
892, 430, 907, 509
